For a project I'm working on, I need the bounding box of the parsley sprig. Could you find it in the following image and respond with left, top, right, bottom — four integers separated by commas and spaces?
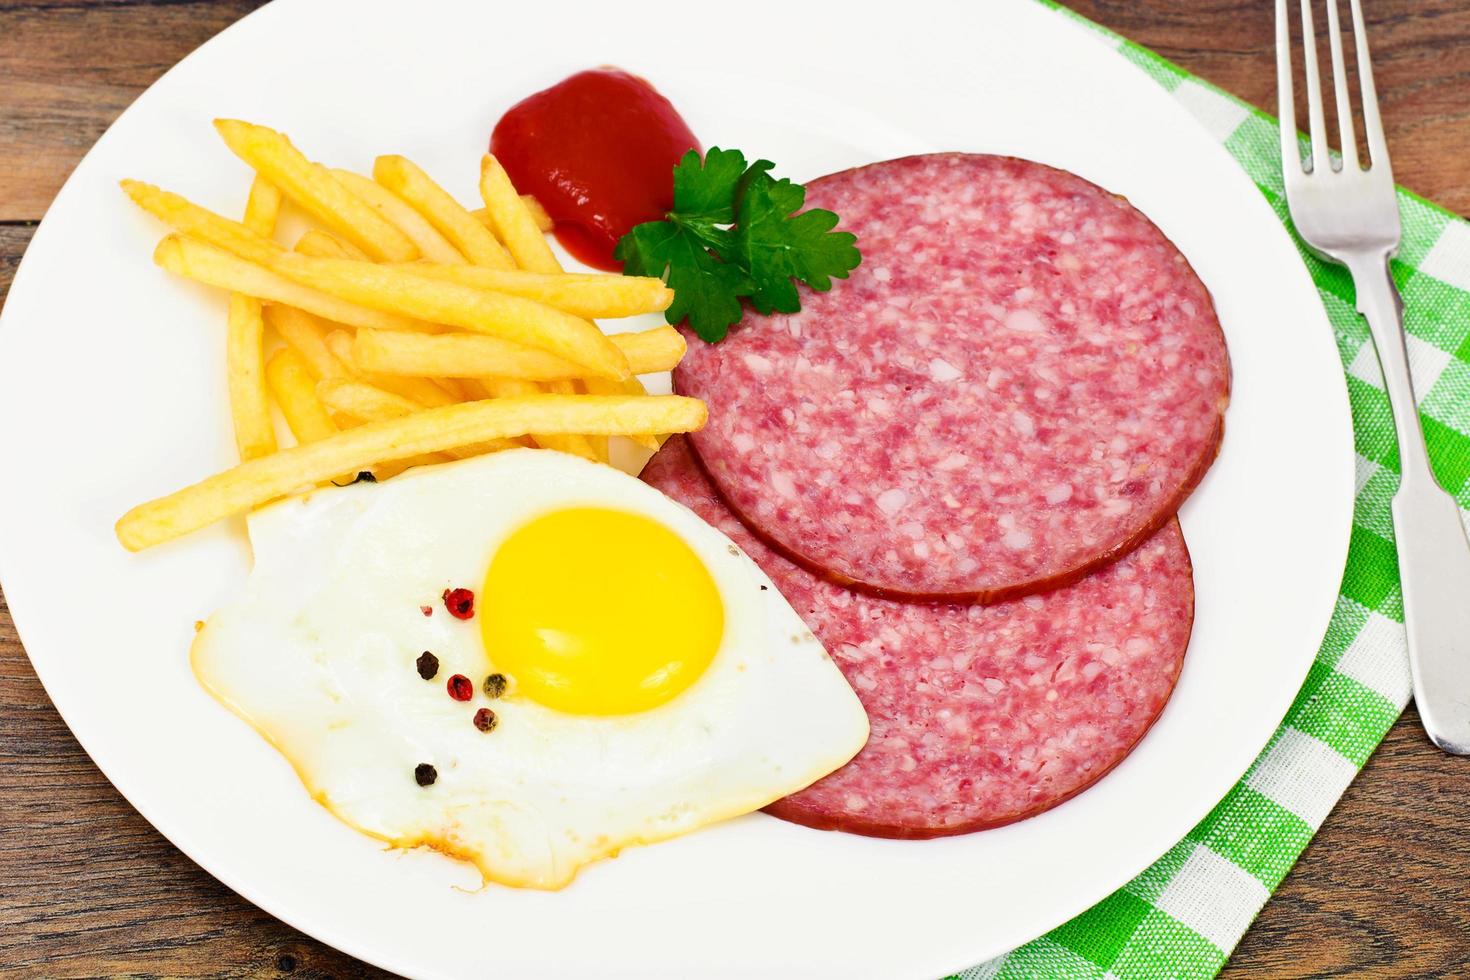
615, 148, 861, 342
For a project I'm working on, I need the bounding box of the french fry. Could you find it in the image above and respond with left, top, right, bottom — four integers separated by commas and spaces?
584, 431, 611, 463
315, 379, 519, 459
583, 375, 661, 450
478, 155, 561, 274
116, 395, 708, 550
605, 328, 686, 374
261, 250, 631, 379
433, 377, 473, 401
473, 197, 553, 234
264, 306, 349, 380
546, 380, 606, 461
316, 377, 424, 419
266, 348, 338, 445
321, 329, 457, 408
372, 155, 512, 269
227, 176, 284, 461
391, 263, 672, 319
156, 236, 433, 333
475, 378, 596, 460
520, 195, 553, 233
533, 432, 599, 461
227, 296, 276, 460
478, 377, 540, 398
369, 455, 461, 480
214, 120, 419, 262
294, 229, 370, 261
330, 168, 466, 265
123, 182, 371, 271
353, 326, 683, 381
122, 180, 281, 264
243, 176, 283, 234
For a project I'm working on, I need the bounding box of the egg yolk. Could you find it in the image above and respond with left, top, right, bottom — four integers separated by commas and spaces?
481, 507, 724, 715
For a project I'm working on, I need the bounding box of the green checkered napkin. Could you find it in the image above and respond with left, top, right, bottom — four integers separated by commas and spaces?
951, 4, 1470, 978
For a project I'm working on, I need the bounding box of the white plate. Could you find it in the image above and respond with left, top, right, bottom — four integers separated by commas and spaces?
0, 0, 1352, 976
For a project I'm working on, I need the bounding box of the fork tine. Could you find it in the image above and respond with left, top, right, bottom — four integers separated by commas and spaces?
1275, 0, 1303, 172
1349, 0, 1390, 169
1298, 0, 1331, 172
1324, 0, 1359, 170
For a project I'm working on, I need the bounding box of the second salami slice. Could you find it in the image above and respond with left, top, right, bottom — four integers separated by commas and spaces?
644, 437, 1194, 838
674, 152, 1230, 601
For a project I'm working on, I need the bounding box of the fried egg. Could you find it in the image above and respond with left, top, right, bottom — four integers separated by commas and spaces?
192, 449, 868, 889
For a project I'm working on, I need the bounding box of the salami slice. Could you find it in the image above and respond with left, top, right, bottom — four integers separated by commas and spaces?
674, 153, 1229, 601
644, 437, 1193, 838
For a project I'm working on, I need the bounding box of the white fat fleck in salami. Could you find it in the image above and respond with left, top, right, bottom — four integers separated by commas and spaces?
673, 153, 1229, 601
643, 438, 1194, 838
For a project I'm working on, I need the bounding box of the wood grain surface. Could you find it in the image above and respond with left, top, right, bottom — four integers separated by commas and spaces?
2, 1, 1468, 976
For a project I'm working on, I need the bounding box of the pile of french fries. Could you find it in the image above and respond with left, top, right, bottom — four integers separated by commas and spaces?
114, 120, 705, 552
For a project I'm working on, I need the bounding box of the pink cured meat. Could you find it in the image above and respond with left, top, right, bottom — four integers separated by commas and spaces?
674, 153, 1229, 601
643, 437, 1194, 837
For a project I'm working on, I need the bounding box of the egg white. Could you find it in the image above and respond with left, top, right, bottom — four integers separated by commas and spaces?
192, 449, 868, 889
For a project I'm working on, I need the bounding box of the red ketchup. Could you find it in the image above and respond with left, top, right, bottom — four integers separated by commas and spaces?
491, 69, 699, 271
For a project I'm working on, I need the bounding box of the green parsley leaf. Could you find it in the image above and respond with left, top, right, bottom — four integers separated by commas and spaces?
615, 221, 752, 342
729, 172, 860, 315
615, 148, 862, 342
673, 147, 746, 221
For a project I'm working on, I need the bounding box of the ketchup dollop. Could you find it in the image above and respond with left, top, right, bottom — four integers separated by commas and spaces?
491, 69, 699, 270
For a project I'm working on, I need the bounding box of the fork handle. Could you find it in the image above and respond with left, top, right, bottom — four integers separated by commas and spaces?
1347, 251, 1470, 754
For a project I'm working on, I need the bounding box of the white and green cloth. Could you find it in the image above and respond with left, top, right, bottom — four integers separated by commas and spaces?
954, 4, 1470, 977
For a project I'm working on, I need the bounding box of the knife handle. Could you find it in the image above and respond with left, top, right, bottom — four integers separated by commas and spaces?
1350, 251, 1470, 754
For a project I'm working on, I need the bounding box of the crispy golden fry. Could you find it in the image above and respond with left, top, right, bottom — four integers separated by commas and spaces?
353, 326, 682, 381
582, 375, 661, 450
478, 377, 539, 398
316, 377, 423, 418
473, 378, 594, 460
294, 229, 370, 261
122, 180, 281, 264
213, 120, 419, 262
116, 395, 708, 550
227, 176, 284, 461
368, 454, 458, 480
243, 176, 283, 235
227, 295, 276, 460
262, 250, 630, 378
124, 182, 362, 270
530, 430, 598, 461
156, 236, 432, 333
266, 348, 338, 445
520, 195, 553, 233
472, 198, 553, 234
264, 306, 349, 380
536, 432, 599, 460
369, 455, 465, 480
478, 155, 562, 274
545, 380, 606, 461
321, 329, 457, 408
609, 328, 686, 373
330, 168, 466, 265
391, 263, 672, 319
433, 377, 473, 401
372, 155, 512, 269
315, 379, 519, 459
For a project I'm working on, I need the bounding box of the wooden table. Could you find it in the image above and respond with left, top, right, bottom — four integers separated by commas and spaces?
3, 1, 1468, 976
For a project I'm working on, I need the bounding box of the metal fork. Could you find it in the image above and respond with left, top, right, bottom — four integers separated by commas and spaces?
1277, 0, 1470, 754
